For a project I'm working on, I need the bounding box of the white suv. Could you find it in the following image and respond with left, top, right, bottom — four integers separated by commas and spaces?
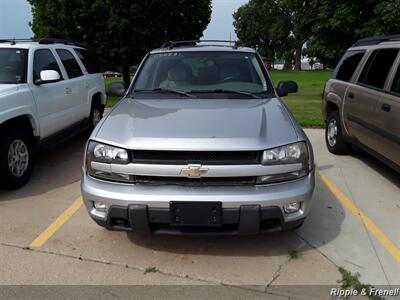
0, 38, 106, 189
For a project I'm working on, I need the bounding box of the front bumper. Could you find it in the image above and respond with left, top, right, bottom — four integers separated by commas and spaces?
81, 170, 315, 235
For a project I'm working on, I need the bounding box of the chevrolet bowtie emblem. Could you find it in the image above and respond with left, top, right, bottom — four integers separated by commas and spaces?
180, 164, 209, 178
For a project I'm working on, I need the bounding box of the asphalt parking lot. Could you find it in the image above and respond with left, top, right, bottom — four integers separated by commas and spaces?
0, 128, 399, 299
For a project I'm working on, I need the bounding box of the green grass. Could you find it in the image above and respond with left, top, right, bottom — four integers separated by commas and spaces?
144, 266, 159, 275
288, 249, 302, 259
105, 70, 331, 127
270, 70, 331, 127
337, 267, 384, 300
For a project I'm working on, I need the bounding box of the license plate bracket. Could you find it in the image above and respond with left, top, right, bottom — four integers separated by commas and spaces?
170, 201, 222, 227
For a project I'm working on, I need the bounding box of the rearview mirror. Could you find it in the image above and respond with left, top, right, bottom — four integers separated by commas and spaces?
36, 70, 61, 85
107, 82, 127, 97
277, 80, 298, 97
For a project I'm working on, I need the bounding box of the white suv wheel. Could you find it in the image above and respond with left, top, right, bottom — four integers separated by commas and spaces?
7, 139, 29, 178
92, 108, 101, 127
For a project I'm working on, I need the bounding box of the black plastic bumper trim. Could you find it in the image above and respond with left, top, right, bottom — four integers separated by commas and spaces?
93, 204, 303, 235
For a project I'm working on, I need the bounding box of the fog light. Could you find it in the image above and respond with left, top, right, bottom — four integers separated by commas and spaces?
283, 202, 301, 214
93, 201, 108, 212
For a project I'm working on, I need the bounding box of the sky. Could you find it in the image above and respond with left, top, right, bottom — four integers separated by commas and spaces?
203, 0, 249, 40
0, 0, 248, 40
0, 0, 33, 39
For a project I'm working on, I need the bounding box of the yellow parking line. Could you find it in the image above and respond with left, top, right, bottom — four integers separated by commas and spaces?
318, 172, 400, 263
29, 196, 83, 248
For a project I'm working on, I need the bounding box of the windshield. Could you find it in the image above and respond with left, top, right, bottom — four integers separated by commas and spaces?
0, 48, 28, 84
133, 51, 270, 96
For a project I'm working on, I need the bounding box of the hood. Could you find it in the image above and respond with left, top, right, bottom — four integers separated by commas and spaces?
0, 84, 18, 96
95, 97, 299, 151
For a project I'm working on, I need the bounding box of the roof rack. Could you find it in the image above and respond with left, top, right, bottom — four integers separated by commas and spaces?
353, 34, 400, 47
37, 38, 83, 46
0, 38, 84, 47
0, 38, 34, 45
160, 40, 245, 50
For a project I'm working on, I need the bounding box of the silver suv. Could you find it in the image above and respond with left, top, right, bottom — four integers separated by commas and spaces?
81, 41, 315, 235
323, 35, 400, 173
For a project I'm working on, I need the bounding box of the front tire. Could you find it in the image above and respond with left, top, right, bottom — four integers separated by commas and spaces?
0, 128, 33, 189
325, 111, 350, 154
88, 101, 104, 132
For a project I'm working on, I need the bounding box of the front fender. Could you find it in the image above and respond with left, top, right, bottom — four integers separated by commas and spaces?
85, 74, 107, 115
0, 87, 39, 136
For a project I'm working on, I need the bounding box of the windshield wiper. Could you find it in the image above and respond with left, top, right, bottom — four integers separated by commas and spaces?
133, 88, 196, 98
190, 89, 262, 99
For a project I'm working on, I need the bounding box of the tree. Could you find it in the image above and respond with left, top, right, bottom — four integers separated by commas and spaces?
233, 0, 290, 63
308, 57, 315, 70
28, 0, 212, 84
280, 0, 320, 71
306, 0, 400, 68
233, 0, 320, 71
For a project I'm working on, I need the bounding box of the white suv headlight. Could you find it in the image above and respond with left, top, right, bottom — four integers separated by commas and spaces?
86, 141, 131, 182
257, 142, 311, 184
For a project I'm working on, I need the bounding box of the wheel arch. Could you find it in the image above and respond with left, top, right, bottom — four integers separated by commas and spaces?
326, 101, 340, 117
0, 115, 37, 140
89, 91, 105, 114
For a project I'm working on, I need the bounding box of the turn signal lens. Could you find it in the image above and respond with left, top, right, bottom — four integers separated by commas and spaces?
256, 171, 306, 184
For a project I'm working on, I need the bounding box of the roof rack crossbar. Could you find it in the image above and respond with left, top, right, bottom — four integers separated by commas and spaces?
353, 34, 400, 47
161, 40, 245, 50
0, 38, 84, 47
38, 38, 84, 47
0, 38, 34, 45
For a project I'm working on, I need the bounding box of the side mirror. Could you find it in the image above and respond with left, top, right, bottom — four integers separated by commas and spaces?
36, 70, 61, 85
277, 80, 298, 97
107, 82, 127, 97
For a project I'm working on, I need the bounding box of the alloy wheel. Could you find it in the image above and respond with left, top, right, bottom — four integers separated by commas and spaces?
8, 139, 29, 177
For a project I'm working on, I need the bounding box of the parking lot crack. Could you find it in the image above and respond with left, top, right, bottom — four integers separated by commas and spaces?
0, 242, 299, 298
294, 231, 340, 269
264, 257, 289, 292
1, 241, 216, 284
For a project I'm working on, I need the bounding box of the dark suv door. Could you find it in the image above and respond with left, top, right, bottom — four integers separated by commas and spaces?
343, 48, 399, 154
376, 59, 400, 167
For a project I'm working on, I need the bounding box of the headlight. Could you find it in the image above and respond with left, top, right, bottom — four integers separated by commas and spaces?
86, 141, 132, 182
257, 142, 311, 184
261, 142, 308, 165
90, 142, 129, 163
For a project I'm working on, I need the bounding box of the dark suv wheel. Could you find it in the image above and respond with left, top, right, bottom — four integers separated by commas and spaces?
325, 111, 350, 154
0, 128, 33, 189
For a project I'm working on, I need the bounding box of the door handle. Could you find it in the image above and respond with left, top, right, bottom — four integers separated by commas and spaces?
65, 87, 72, 94
84, 82, 89, 88
381, 103, 391, 112
348, 92, 355, 99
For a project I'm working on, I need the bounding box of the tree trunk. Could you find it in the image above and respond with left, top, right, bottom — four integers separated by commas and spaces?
294, 46, 302, 71
122, 62, 130, 86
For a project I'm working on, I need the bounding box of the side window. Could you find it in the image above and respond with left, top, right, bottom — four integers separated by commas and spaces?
33, 49, 62, 82
390, 64, 400, 94
333, 50, 365, 82
56, 49, 84, 79
74, 48, 99, 74
358, 49, 399, 89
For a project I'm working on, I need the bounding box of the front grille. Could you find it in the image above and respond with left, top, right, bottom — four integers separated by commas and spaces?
131, 150, 260, 165
133, 175, 257, 186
